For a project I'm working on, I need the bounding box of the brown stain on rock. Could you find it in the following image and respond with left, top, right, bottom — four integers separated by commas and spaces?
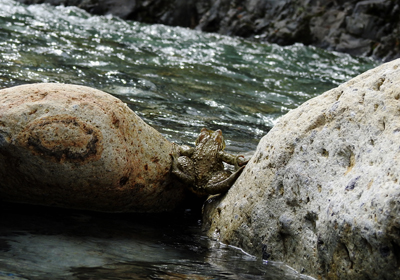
16, 115, 103, 164
151, 156, 160, 163
0, 83, 192, 213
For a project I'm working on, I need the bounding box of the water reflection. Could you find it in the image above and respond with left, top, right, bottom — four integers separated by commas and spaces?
0, 203, 314, 280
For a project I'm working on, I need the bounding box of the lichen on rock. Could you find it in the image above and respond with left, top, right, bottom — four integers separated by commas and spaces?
203, 59, 400, 279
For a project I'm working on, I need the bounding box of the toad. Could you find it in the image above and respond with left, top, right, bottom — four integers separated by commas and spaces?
170, 128, 248, 196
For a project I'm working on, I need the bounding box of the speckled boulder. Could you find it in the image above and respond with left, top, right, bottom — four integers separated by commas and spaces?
203, 59, 400, 279
0, 83, 189, 212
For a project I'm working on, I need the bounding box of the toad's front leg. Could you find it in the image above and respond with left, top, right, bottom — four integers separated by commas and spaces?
218, 151, 249, 169
170, 153, 195, 186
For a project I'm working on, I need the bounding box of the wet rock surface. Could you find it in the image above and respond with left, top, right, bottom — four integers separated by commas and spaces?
203, 59, 400, 279
15, 0, 400, 61
0, 83, 193, 212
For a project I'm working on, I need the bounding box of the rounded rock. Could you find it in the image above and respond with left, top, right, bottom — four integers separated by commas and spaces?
203, 59, 400, 279
0, 83, 189, 212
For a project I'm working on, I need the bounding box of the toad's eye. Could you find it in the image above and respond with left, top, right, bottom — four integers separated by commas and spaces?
195, 132, 208, 145
220, 137, 226, 150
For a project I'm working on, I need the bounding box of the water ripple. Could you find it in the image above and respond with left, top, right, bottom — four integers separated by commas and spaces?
0, 0, 378, 151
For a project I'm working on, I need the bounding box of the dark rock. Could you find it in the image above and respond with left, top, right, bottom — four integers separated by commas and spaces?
335, 33, 373, 56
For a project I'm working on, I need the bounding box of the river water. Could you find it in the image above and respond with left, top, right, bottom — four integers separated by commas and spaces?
0, 0, 378, 279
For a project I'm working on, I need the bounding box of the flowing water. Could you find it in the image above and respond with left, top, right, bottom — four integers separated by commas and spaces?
0, 0, 379, 279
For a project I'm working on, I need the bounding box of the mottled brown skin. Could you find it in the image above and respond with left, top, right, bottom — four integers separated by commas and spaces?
170, 128, 247, 196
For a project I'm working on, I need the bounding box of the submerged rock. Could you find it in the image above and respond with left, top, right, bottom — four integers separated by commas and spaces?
203, 59, 400, 279
0, 83, 192, 212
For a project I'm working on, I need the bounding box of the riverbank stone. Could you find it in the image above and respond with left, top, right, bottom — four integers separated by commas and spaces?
0, 83, 193, 212
203, 59, 400, 279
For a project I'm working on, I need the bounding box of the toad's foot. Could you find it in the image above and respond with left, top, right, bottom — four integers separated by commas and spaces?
233, 155, 249, 170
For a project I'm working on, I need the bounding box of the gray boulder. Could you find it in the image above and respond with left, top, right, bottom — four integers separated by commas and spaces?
203, 59, 400, 279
